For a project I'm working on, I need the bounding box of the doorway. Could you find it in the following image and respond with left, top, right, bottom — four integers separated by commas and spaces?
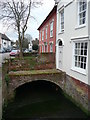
58, 40, 63, 70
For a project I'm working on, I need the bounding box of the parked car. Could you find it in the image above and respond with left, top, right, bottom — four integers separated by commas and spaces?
9, 49, 20, 56
6, 47, 12, 52
24, 49, 29, 53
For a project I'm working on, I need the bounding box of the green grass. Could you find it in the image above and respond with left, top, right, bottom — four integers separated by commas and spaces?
9, 55, 55, 71
11, 56, 37, 70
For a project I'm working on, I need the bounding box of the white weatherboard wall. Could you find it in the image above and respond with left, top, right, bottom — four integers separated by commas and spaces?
88, 1, 90, 85
2, 39, 11, 48
56, 0, 89, 85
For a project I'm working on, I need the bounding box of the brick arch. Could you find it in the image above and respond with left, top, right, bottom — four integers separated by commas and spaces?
14, 79, 63, 92
8, 71, 66, 100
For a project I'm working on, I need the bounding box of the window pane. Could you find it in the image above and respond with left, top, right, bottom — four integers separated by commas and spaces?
80, 13, 83, 19
75, 43, 77, 48
78, 43, 80, 48
75, 49, 77, 54
84, 63, 86, 69
81, 43, 84, 48
79, 1, 87, 25
74, 42, 87, 70
75, 61, 77, 67
81, 49, 83, 55
50, 22, 53, 37
84, 50, 87, 55
85, 42, 87, 49
81, 57, 84, 62
78, 62, 81, 67
75, 56, 77, 61
80, 6, 83, 12
77, 49, 80, 55
79, 56, 80, 61
60, 9, 64, 31
83, 18, 85, 24
84, 57, 86, 62
81, 62, 83, 68
83, 2, 86, 10
83, 11, 86, 17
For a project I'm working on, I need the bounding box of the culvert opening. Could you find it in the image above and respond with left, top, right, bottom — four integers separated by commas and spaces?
3, 80, 87, 119
15, 80, 63, 101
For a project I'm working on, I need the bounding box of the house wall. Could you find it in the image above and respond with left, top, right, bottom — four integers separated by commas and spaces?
28, 41, 32, 51
88, 1, 90, 85
0, 35, 3, 49
39, 6, 57, 53
2, 39, 11, 49
56, 0, 89, 85
0, 35, 1, 49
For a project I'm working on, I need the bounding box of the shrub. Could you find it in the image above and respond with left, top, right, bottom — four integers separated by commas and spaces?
5, 74, 10, 86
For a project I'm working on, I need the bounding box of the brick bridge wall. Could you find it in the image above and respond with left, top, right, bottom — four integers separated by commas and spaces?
7, 70, 90, 114
8, 70, 66, 98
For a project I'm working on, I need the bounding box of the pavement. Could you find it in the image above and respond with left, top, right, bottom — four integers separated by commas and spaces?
0, 52, 10, 67
0, 68, 2, 120
0, 53, 9, 119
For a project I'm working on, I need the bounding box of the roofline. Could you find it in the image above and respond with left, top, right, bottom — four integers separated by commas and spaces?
0, 33, 11, 41
37, 5, 57, 30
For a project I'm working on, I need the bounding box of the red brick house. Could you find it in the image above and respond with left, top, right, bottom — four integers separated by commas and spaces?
38, 5, 57, 53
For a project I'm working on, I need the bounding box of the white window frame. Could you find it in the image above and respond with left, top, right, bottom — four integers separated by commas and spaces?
72, 40, 88, 75
40, 31, 41, 41
78, 0, 87, 26
42, 30, 44, 41
50, 21, 53, 37
60, 8, 64, 32
39, 45, 41, 53
46, 27, 47, 39
42, 45, 44, 53
50, 43, 53, 52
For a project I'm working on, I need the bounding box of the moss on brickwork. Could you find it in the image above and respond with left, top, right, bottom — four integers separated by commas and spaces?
9, 69, 62, 76
76, 87, 86, 96
5, 74, 10, 87
63, 90, 90, 116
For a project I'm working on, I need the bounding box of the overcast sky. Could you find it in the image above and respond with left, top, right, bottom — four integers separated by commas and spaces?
0, 0, 55, 41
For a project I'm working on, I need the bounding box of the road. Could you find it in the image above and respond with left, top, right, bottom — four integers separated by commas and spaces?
0, 52, 10, 119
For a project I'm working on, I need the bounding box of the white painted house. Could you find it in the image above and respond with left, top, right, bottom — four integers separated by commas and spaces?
28, 41, 33, 51
0, 33, 11, 50
55, 0, 90, 85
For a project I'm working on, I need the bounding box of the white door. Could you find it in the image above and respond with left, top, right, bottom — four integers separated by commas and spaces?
58, 40, 63, 70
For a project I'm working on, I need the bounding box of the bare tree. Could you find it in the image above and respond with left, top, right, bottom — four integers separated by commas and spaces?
0, 0, 42, 58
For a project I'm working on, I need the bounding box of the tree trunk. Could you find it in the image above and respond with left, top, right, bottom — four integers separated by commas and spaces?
18, 32, 23, 59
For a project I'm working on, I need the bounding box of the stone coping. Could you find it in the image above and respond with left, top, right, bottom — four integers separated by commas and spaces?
9, 69, 63, 76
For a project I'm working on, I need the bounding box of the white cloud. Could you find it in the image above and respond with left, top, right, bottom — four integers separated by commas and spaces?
0, 0, 55, 40
29, 0, 55, 39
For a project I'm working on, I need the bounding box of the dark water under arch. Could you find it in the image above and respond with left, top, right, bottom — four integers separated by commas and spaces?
3, 80, 88, 119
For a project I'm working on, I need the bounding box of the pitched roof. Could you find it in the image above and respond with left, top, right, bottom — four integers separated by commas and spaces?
0, 33, 11, 41
37, 5, 57, 30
